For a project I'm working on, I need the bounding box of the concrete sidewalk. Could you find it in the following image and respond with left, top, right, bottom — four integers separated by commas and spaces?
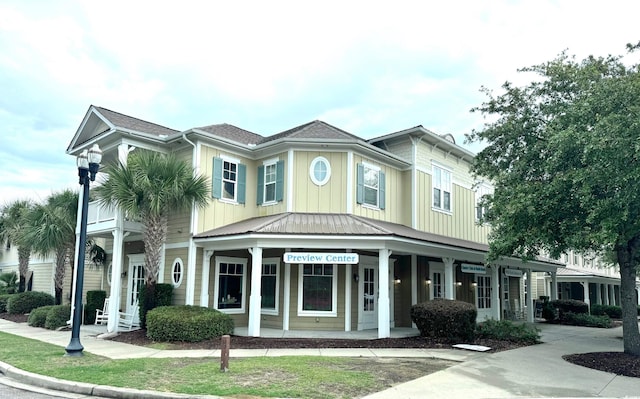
1, 319, 639, 398
362, 322, 640, 399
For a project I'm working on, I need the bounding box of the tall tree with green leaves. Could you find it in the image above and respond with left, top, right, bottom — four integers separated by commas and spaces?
22, 190, 79, 304
0, 200, 34, 292
467, 44, 640, 355
94, 150, 209, 325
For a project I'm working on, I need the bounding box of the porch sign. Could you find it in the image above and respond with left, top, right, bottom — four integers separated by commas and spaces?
461, 263, 486, 274
283, 252, 359, 264
504, 268, 523, 277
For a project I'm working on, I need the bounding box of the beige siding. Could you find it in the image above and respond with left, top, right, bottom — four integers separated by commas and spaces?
351, 154, 405, 223
292, 151, 348, 213
383, 139, 413, 162
257, 152, 289, 217
164, 249, 188, 305
166, 209, 191, 245
197, 145, 257, 233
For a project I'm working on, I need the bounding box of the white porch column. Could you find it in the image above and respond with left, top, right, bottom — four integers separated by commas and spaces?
604, 284, 610, 305
551, 272, 558, 300
200, 250, 213, 307
247, 247, 263, 337
283, 261, 291, 331
608, 284, 615, 306
443, 257, 455, 300
344, 264, 352, 332
582, 280, 590, 309
596, 283, 602, 305
492, 265, 500, 320
526, 269, 534, 322
185, 240, 197, 305
411, 255, 417, 328
107, 229, 125, 333
378, 249, 391, 339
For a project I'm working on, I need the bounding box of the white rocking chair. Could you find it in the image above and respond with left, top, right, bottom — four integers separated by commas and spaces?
118, 299, 140, 331
95, 298, 109, 325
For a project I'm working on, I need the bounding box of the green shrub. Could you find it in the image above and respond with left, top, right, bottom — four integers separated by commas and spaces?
44, 305, 71, 330
146, 305, 234, 342
475, 319, 540, 344
542, 303, 557, 322
590, 304, 622, 319
562, 312, 612, 328
410, 299, 477, 341
544, 299, 588, 323
0, 294, 15, 313
27, 305, 56, 327
85, 290, 107, 325
7, 291, 55, 314
139, 283, 174, 328
0, 272, 18, 294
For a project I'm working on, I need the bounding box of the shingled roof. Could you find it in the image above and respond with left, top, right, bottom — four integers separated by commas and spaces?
195, 123, 263, 145
95, 106, 179, 136
194, 212, 489, 253
260, 120, 362, 144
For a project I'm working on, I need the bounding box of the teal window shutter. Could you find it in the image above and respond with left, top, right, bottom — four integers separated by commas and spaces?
212, 157, 222, 199
237, 163, 246, 204
379, 170, 386, 210
257, 165, 265, 205
275, 160, 284, 202
356, 163, 364, 204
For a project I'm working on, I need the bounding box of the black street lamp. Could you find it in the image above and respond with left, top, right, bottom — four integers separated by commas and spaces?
65, 144, 102, 357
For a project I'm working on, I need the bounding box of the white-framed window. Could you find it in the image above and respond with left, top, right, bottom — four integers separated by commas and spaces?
264, 162, 277, 203
477, 275, 491, 309
432, 271, 443, 299
261, 258, 280, 315
298, 264, 337, 317
171, 258, 183, 287
475, 183, 492, 221
212, 156, 246, 204
356, 163, 386, 209
214, 257, 247, 314
432, 163, 452, 213
310, 156, 331, 186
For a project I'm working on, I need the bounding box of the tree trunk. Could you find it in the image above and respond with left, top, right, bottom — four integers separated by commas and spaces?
141, 213, 167, 328
17, 247, 30, 293
616, 242, 640, 356
53, 249, 66, 305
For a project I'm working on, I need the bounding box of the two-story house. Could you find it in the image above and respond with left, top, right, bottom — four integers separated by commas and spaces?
65, 105, 571, 338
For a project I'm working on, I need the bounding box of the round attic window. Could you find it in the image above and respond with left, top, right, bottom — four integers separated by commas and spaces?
309, 157, 331, 186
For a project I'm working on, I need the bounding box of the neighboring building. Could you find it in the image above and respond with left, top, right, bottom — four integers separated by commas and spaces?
64, 105, 574, 338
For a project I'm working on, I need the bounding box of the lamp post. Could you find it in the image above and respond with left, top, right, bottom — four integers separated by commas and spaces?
65, 144, 102, 357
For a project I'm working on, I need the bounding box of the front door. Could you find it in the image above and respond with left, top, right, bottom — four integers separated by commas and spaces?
127, 254, 145, 322
358, 263, 378, 330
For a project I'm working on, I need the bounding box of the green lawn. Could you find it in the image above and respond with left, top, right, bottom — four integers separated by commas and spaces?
0, 332, 452, 399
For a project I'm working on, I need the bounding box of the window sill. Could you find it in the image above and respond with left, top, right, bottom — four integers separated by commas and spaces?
260, 201, 278, 207
218, 198, 239, 205
297, 311, 337, 317
360, 203, 381, 211
261, 309, 278, 316
431, 207, 452, 216
216, 307, 245, 315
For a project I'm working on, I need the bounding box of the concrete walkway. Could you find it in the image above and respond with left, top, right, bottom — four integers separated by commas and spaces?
0, 319, 639, 398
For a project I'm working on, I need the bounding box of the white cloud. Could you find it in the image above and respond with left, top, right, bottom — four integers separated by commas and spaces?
1, 0, 640, 205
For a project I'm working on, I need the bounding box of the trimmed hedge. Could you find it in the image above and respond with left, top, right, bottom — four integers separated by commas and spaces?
410, 299, 477, 341
590, 304, 622, 319
146, 305, 234, 342
45, 305, 71, 330
85, 290, 107, 325
544, 299, 588, 323
0, 294, 14, 313
28, 305, 56, 327
7, 291, 55, 314
475, 319, 540, 344
562, 312, 613, 328
139, 283, 174, 328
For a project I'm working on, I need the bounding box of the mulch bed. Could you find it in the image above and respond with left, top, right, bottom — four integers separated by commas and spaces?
2, 313, 638, 378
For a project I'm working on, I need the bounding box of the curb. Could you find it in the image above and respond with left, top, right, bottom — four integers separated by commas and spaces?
0, 360, 223, 399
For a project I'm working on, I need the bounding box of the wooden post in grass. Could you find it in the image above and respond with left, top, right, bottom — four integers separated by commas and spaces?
221, 335, 230, 372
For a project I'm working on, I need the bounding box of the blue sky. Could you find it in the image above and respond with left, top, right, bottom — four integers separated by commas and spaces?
1, 0, 639, 206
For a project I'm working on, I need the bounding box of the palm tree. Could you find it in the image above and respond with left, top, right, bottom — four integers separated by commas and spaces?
0, 200, 34, 292
94, 150, 209, 323
22, 190, 79, 304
